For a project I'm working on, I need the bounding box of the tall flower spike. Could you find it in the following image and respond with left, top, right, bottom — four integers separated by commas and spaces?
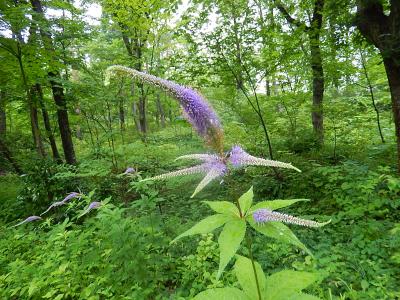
40, 201, 65, 216
228, 145, 301, 172
105, 65, 224, 154
62, 192, 81, 203
40, 192, 81, 216
11, 216, 42, 228
79, 201, 102, 218
253, 208, 330, 227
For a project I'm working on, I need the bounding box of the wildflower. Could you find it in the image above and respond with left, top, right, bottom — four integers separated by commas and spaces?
123, 167, 136, 175
145, 146, 300, 198
253, 208, 330, 227
105, 65, 301, 197
11, 216, 42, 228
62, 192, 81, 203
228, 145, 300, 172
79, 201, 102, 218
105, 65, 224, 153
40, 192, 81, 216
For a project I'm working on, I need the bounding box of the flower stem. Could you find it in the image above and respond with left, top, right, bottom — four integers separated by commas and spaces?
246, 231, 262, 300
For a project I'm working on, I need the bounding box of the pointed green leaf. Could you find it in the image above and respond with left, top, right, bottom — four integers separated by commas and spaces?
193, 287, 250, 300
265, 270, 320, 300
203, 201, 239, 216
217, 218, 246, 279
238, 187, 253, 215
171, 214, 233, 244
250, 199, 309, 213
249, 219, 312, 255
234, 255, 266, 299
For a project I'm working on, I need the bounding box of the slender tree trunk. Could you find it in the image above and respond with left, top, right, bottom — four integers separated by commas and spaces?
274, 0, 325, 145
360, 50, 385, 143
156, 93, 166, 128
34, 83, 62, 161
119, 99, 125, 130
17, 53, 46, 158
138, 83, 147, 133
309, 0, 325, 145
309, 38, 324, 144
130, 83, 141, 131
0, 91, 6, 136
30, 0, 76, 164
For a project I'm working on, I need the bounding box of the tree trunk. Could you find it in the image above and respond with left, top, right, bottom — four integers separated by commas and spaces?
30, 0, 76, 164
119, 98, 125, 130
274, 0, 325, 145
34, 83, 62, 162
383, 58, 400, 170
309, 0, 325, 145
0, 91, 6, 136
356, 0, 400, 171
138, 83, 147, 133
49, 74, 76, 164
309, 40, 324, 144
156, 93, 166, 128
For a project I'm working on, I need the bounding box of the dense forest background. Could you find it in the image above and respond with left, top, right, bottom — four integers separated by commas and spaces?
0, 0, 400, 299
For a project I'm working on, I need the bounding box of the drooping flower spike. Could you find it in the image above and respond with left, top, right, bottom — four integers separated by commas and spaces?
105, 66, 301, 197
253, 208, 330, 227
78, 201, 102, 218
40, 192, 81, 216
11, 216, 42, 228
105, 65, 224, 154
123, 167, 136, 175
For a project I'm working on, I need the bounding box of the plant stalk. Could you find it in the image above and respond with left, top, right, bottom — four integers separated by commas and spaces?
246, 231, 262, 300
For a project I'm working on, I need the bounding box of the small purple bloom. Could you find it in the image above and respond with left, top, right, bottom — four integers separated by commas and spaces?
79, 201, 102, 218
253, 208, 329, 227
123, 167, 135, 175
11, 216, 42, 228
62, 192, 80, 203
88, 201, 101, 210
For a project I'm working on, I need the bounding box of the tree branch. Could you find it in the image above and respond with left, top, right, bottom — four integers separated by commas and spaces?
273, 0, 308, 30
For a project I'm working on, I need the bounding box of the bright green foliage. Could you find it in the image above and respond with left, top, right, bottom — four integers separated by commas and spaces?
217, 218, 246, 279
172, 187, 327, 280
195, 255, 321, 300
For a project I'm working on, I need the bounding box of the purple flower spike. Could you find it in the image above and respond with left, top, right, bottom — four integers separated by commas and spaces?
40, 192, 81, 216
145, 155, 227, 198
123, 167, 135, 175
79, 201, 102, 218
62, 192, 80, 203
40, 201, 65, 216
253, 208, 330, 227
228, 145, 301, 172
105, 65, 224, 153
11, 216, 42, 228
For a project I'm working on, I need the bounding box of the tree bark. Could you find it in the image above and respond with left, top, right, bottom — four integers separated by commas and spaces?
356, 0, 400, 171
156, 93, 166, 128
30, 0, 76, 164
34, 83, 62, 162
274, 0, 325, 145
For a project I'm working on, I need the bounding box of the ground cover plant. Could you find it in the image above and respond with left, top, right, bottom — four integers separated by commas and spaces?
1, 0, 400, 299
